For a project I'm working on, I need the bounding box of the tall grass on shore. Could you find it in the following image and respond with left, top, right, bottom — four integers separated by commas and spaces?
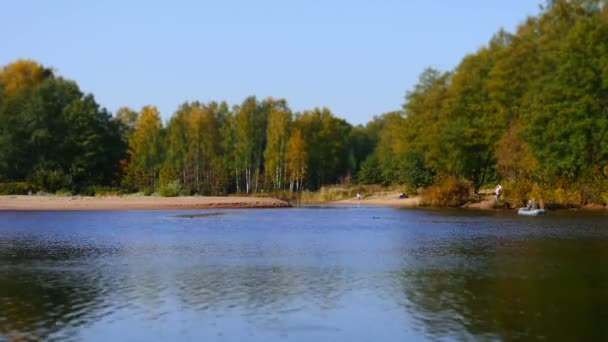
253, 184, 401, 205
300, 184, 402, 203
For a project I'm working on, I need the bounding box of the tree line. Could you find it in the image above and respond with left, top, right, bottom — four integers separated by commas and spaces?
358, 0, 608, 206
120, 98, 358, 195
1, 0, 607, 206
0, 61, 367, 195
0, 61, 126, 193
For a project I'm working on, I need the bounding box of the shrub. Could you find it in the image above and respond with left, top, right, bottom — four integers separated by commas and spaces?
55, 189, 73, 197
502, 178, 533, 208
419, 176, 472, 207
0, 182, 33, 195
28, 169, 72, 193
543, 187, 580, 209
576, 174, 608, 205
396, 152, 435, 192
357, 155, 383, 185
502, 171, 608, 209
80, 186, 125, 197
78, 186, 96, 197
159, 180, 182, 197
95, 187, 124, 197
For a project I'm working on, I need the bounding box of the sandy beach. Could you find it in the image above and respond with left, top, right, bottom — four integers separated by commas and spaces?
0, 195, 290, 211
332, 192, 420, 208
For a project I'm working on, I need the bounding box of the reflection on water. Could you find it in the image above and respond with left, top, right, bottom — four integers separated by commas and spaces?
396, 237, 608, 340
0, 208, 607, 340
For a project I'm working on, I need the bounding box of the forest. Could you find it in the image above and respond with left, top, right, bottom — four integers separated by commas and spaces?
0, 62, 361, 196
1, 0, 607, 207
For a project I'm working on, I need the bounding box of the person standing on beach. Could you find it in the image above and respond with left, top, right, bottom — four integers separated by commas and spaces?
356, 193, 361, 201
495, 184, 503, 201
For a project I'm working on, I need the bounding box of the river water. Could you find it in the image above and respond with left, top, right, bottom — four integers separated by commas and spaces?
0, 207, 607, 341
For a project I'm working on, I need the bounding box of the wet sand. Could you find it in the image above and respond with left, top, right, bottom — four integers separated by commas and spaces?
0, 195, 290, 211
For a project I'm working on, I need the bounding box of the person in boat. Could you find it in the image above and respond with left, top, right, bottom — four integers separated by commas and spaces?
495, 184, 503, 201
526, 199, 538, 210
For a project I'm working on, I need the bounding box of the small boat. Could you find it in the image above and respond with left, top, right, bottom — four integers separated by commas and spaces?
518, 208, 547, 216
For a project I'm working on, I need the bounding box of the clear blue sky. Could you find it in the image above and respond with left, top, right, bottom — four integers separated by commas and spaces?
2, 0, 542, 125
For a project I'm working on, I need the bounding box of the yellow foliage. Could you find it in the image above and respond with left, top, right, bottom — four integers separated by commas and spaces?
0, 60, 46, 96
502, 176, 608, 209
502, 178, 532, 207
495, 124, 538, 181
419, 176, 472, 207
286, 129, 307, 188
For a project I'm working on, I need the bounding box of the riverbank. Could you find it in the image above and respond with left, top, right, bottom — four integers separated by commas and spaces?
0, 195, 290, 211
329, 190, 608, 211
331, 191, 420, 208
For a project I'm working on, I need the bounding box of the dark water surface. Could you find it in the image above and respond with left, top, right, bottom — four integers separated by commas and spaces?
1, 207, 607, 341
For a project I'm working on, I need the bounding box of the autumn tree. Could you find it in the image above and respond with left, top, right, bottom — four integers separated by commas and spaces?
124, 106, 164, 191
163, 101, 227, 194
286, 129, 308, 191
0, 60, 49, 97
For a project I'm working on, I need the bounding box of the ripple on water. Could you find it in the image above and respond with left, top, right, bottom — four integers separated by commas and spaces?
0, 208, 607, 341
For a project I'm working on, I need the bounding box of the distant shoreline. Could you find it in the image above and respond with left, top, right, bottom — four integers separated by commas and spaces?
2, 194, 605, 212
0, 195, 290, 211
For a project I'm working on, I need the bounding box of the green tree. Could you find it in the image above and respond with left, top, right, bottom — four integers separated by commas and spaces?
358, 154, 382, 185
524, 11, 608, 178
296, 108, 351, 190
0, 60, 124, 189
115, 107, 139, 142
233, 96, 268, 193
264, 99, 292, 190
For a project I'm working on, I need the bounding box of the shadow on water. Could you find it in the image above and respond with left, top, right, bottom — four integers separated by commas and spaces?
392, 235, 608, 340
172, 212, 226, 219
0, 250, 106, 340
